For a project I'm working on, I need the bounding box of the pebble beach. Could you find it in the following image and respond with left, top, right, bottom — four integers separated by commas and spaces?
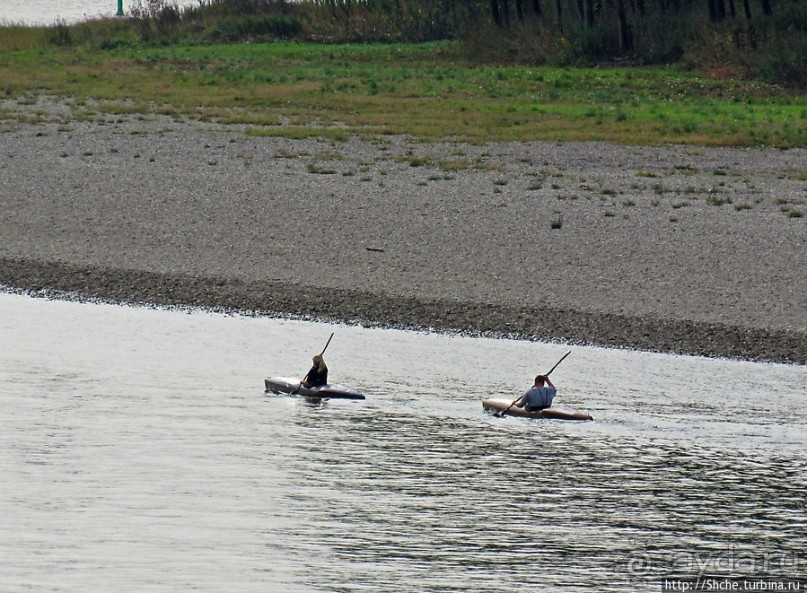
1, 106, 805, 363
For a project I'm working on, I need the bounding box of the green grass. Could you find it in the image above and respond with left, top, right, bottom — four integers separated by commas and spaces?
1, 39, 805, 146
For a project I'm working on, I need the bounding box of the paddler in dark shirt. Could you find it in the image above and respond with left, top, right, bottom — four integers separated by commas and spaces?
302, 354, 328, 387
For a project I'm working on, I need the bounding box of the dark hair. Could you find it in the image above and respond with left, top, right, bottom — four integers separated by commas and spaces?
535, 375, 545, 386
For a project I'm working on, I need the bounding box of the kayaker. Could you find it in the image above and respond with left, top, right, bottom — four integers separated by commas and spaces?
302, 354, 328, 387
513, 374, 557, 411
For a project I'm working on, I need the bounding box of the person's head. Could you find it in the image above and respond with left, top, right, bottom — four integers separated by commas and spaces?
534, 374, 546, 387
313, 354, 325, 368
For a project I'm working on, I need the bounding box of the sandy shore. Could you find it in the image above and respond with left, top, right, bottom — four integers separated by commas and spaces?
1, 112, 805, 363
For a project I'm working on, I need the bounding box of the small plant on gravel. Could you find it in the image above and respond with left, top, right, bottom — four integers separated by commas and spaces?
306, 163, 337, 175
788, 210, 803, 218
408, 157, 430, 167
550, 216, 563, 229
734, 203, 753, 211
706, 194, 732, 206
439, 159, 470, 172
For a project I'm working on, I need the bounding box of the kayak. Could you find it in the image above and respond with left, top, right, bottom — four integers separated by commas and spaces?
482, 398, 593, 421
264, 376, 365, 400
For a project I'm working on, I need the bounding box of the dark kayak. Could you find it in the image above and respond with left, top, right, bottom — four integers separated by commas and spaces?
264, 376, 365, 400
482, 398, 593, 421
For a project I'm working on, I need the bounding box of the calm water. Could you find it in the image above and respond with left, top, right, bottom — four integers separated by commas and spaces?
0, 0, 200, 25
1, 292, 805, 592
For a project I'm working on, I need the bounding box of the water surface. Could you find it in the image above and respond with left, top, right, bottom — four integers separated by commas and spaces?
1, 293, 804, 592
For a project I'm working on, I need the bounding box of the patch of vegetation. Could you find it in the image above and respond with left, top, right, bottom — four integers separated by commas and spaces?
439, 159, 471, 172
306, 163, 338, 175
706, 194, 733, 206
1, 0, 805, 146
407, 156, 431, 167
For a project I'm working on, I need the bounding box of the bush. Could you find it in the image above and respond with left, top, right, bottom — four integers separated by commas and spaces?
232, 13, 302, 39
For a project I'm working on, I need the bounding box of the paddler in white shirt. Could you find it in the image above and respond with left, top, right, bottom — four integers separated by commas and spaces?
513, 374, 557, 412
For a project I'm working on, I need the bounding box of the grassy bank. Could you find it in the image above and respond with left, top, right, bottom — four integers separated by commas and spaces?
1, 38, 805, 147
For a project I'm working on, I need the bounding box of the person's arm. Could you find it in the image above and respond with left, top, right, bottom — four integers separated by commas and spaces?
543, 375, 555, 388
513, 391, 528, 408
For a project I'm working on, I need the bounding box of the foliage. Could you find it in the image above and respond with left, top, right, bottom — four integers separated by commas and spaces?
4, 0, 803, 87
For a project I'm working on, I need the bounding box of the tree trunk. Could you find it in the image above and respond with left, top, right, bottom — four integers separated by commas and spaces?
583, 0, 595, 26
760, 0, 772, 16
554, 0, 563, 33
741, 0, 752, 20
573, 0, 584, 23
707, 0, 721, 22
532, 0, 542, 16
615, 0, 632, 52
716, 0, 726, 20
490, 0, 502, 25
727, 0, 736, 18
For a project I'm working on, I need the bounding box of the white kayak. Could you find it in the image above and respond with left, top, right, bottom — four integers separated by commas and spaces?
482, 398, 593, 421
264, 376, 365, 400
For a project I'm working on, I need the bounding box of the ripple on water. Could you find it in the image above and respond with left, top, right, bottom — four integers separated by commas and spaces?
1, 293, 804, 592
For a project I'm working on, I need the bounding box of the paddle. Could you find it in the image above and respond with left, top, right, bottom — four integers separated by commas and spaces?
494, 350, 571, 417
291, 332, 335, 395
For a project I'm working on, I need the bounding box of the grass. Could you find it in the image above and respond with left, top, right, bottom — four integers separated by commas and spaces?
1, 37, 806, 146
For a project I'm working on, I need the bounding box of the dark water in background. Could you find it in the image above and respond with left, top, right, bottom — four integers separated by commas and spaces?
1, 292, 805, 592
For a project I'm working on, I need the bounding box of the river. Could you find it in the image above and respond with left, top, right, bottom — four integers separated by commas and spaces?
1, 292, 804, 592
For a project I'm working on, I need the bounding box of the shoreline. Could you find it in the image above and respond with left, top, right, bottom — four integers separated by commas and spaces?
1, 117, 805, 364
2, 257, 804, 364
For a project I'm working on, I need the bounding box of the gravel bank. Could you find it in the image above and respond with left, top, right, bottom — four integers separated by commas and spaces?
1, 113, 805, 363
